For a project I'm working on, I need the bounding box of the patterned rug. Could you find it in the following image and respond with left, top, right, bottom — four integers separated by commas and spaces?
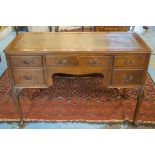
0, 69, 155, 124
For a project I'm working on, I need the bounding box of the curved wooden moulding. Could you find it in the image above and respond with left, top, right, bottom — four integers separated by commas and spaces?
53, 73, 104, 78
45, 68, 110, 87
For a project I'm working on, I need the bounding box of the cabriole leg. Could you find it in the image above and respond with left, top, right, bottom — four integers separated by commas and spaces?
12, 87, 24, 127
132, 87, 144, 126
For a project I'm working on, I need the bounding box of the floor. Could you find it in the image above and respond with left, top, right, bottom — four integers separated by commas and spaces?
0, 26, 8, 32
0, 26, 155, 129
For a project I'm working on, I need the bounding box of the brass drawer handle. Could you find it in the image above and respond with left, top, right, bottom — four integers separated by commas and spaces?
59, 59, 68, 65
125, 59, 135, 65
24, 75, 32, 80
123, 75, 133, 82
89, 59, 100, 65
23, 60, 33, 64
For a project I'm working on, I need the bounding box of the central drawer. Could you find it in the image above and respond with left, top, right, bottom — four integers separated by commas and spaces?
46, 56, 79, 67
79, 56, 111, 67
13, 68, 44, 85
46, 55, 111, 67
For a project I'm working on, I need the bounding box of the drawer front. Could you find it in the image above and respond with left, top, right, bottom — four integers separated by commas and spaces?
112, 69, 145, 85
80, 56, 111, 67
114, 55, 146, 68
46, 56, 79, 67
10, 56, 43, 67
13, 68, 44, 85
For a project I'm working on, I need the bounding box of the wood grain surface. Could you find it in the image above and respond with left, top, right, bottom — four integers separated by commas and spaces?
5, 32, 151, 53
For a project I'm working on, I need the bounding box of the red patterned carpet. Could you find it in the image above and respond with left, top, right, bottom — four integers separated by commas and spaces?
0, 69, 155, 123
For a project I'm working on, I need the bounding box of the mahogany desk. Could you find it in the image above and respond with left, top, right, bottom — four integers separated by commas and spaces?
4, 32, 151, 126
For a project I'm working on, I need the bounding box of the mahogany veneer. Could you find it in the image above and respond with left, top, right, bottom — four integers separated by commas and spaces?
4, 32, 151, 126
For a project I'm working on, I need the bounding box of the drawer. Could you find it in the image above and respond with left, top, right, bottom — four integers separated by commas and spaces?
13, 68, 44, 85
114, 55, 146, 68
10, 56, 43, 67
79, 56, 111, 67
112, 69, 145, 85
46, 56, 79, 67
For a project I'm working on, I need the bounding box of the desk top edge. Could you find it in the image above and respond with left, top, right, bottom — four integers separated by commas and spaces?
5, 32, 152, 54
